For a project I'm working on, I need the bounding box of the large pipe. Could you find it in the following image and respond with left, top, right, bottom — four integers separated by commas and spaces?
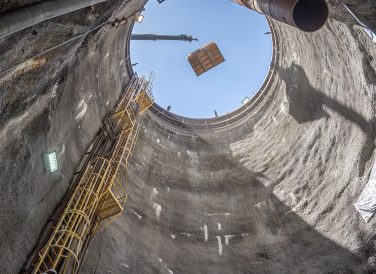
0, 0, 107, 40
233, 0, 328, 32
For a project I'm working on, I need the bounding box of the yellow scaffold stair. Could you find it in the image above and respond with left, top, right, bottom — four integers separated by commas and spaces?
30, 73, 154, 274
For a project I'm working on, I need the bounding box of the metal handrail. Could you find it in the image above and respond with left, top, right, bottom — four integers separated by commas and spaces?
32, 75, 154, 273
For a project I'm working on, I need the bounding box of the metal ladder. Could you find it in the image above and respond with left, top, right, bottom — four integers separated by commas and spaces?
30, 73, 154, 274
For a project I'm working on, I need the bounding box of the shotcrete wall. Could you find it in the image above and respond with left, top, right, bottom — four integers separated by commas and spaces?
81, 2, 376, 274
0, 0, 375, 273
0, 0, 146, 272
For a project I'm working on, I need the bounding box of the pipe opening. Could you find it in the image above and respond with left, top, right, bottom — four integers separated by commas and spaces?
293, 0, 329, 32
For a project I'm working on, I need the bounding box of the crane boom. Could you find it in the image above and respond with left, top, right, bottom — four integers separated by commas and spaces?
131, 34, 198, 42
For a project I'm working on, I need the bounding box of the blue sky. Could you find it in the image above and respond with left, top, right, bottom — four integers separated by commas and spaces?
131, 0, 272, 118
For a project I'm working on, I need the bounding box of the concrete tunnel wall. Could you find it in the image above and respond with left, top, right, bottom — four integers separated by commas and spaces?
0, 0, 375, 273
80, 2, 376, 274
0, 1, 146, 272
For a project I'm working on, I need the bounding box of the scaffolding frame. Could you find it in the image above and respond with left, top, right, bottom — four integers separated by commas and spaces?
31, 73, 154, 274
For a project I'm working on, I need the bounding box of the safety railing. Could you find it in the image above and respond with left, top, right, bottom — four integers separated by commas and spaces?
34, 157, 113, 273
31, 73, 154, 274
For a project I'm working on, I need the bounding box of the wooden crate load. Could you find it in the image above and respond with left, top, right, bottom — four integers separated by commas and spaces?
188, 42, 225, 76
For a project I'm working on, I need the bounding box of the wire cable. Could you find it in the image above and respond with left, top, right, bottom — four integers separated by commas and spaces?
0, 0, 137, 77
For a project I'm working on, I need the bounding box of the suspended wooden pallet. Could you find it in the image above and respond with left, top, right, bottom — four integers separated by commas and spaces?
188, 42, 225, 76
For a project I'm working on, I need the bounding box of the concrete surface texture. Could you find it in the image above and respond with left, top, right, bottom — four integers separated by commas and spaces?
81, 2, 376, 274
0, 0, 375, 273
0, 1, 42, 13
0, 0, 146, 273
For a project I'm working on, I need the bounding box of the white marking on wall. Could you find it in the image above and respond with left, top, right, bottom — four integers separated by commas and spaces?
153, 203, 162, 220
180, 232, 193, 237
75, 101, 88, 120
120, 59, 125, 66
254, 200, 268, 209
150, 187, 159, 202
171, 234, 176, 240
129, 208, 142, 220
167, 187, 170, 193
157, 138, 160, 144
51, 82, 59, 98
59, 144, 65, 156
104, 52, 110, 59
280, 94, 289, 114
207, 213, 230, 216
224, 235, 236, 245
158, 258, 174, 274
292, 51, 300, 64
217, 223, 222, 231
106, 100, 109, 106
216, 236, 222, 256
134, 212, 142, 220
204, 225, 208, 242
189, 151, 199, 166
224, 235, 230, 245
77, 99, 85, 109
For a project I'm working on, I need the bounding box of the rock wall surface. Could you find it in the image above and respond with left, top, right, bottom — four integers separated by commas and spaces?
0, 0, 42, 13
0, 0, 375, 273
81, 1, 376, 273
0, 0, 146, 272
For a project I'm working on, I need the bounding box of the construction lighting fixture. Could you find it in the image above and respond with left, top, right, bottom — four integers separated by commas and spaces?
44, 152, 59, 173
136, 14, 144, 23
242, 97, 250, 105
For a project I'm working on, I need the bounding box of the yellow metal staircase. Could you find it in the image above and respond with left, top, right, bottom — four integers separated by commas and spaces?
30, 73, 154, 274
